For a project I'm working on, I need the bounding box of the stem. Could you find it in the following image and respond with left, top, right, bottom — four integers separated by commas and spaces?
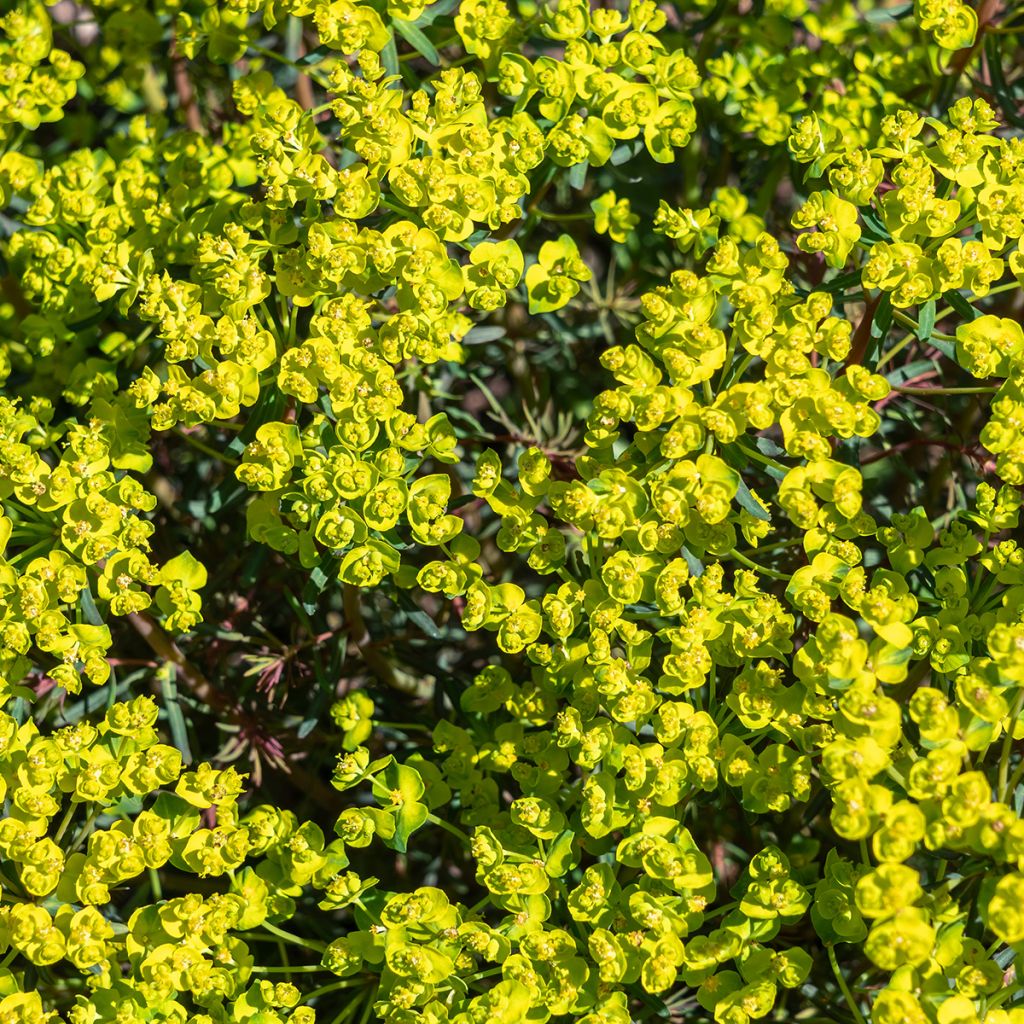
356, 987, 375, 1024
53, 802, 77, 845
68, 806, 103, 854
735, 441, 789, 474
827, 944, 868, 1024
303, 979, 368, 1001
716, 332, 739, 392
248, 42, 333, 89
894, 385, 999, 396
727, 549, 792, 581
261, 921, 327, 954
1003, 751, 1024, 802
427, 813, 473, 845
252, 964, 328, 974
173, 428, 237, 465
726, 353, 754, 387
9, 538, 56, 566
735, 536, 802, 558
535, 210, 592, 221
379, 196, 412, 216
875, 331, 916, 369
700, 900, 739, 922
997, 690, 1024, 803
891, 310, 956, 342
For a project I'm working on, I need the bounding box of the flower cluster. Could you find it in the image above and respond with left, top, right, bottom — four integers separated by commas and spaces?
1, 2, 1024, 1024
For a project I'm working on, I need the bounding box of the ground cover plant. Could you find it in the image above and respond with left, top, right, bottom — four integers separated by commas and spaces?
2, 0, 1024, 1021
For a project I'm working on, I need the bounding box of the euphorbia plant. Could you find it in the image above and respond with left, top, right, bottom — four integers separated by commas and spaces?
2, 1, 1024, 1024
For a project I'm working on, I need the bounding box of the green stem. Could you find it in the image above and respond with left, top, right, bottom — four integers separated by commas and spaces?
969, 536, 994, 603
261, 921, 327, 953
68, 806, 103, 854
585, 534, 603, 581
1002, 753, 1024, 802
735, 537, 802, 558
53, 803, 77, 845
700, 900, 739, 921
727, 549, 792, 581
356, 987, 375, 1024
997, 689, 1024, 803
716, 333, 739, 392
379, 196, 412, 216
827, 944, 868, 1024
894, 385, 999, 396
725, 353, 754, 387
735, 441, 788, 474
303, 979, 368, 1002
891, 309, 956, 342
876, 331, 916, 369
934, 280, 1020, 321
173, 428, 237, 465
252, 964, 328, 974
427, 813, 472, 845
535, 210, 592, 221
248, 43, 333, 89
9, 538, 56, 566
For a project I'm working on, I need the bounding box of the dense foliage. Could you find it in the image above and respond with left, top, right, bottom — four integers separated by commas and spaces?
2, 1, 1024, 1022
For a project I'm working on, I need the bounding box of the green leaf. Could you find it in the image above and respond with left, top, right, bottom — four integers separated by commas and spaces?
296, 43, 331, 66
868, 293, 893, 362
860, 204, 890, 243
755, 436, 786, 459
610, 140, 644, 166
822, 268, 863, 295
68, 299, 115, 333
942, 289, 978, 322
413, 0, 459, 24
735, 476, 771, 521
568, 160, 589, 190
301, 559, 332, 615
545, 830, 579, 877
380, 32, 400, 77
392, 18, 439, 64
871, 293, 893, 338
79, 586, 104, 627
864, 2, 912, 20
917, 299, 936, 343
885, 359, 937, 386
463, 325, 507, 345
396, 590, 443, 640
986, 35, 1024, 128
160, 667, 193, 764
297, 687, 333, 740
681, 547, 704, 578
